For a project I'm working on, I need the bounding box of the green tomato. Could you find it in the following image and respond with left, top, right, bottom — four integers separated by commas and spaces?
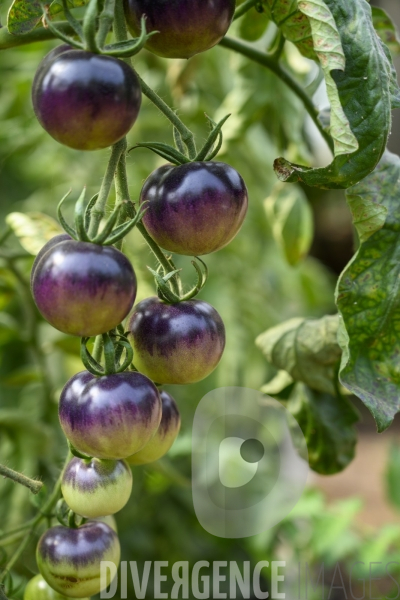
24, 574, 89, 600
61, 457, 132, 518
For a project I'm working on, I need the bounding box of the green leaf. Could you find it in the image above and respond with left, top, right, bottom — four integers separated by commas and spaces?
256, 314, 342, 396
239, 6, 270, 42
286, 383, 358, 474
386, 444, 400, 511
7, 0, 88, 36
371, 6, 400, 57
7, 0, 43, 35
265, 0, 317, 60
336, 150, 400, 432
274, 0, 393, 189
5, 212, 62, 255
264, 183, 314, 266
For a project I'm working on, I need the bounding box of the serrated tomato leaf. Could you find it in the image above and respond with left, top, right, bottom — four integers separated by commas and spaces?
274, 0, 394, 190
264, 0, 317, 60
7, 0, 88, 36
336, 151, 400, 432
286, 383, 358, 474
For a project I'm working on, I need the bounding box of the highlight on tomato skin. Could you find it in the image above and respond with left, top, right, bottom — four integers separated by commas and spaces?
123, 0, 236, 59
32, 48, 142, 150
59, 371, 162, 460
31, 239, 137, 337
140, 161, 249, 256
61, 457, 133, 518
127, 390, 181, 465
36, 522, 120, 598
128, 296, 226, 385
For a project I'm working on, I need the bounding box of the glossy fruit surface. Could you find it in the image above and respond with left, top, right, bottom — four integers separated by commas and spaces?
123, 0, 235, 59
59, 371, 162, 459
140, 161, 248, 256
127, 390, 181, 465
61, 457, 132, 518
32, 239, 137, 337
128, 297, 226, 384
24, 574, 88, 600
37, 522, 120, 598
32, 49, 141, 150
31, 233, 71, 287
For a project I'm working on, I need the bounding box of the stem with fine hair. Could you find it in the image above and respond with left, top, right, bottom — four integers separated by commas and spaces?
88, 139, 125, 238
0, 465, 43, 495
0, 453, 71, 584
218, 36, 334, 153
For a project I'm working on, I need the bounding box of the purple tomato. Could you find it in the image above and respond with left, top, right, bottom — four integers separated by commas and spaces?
31, 239, 137, 337
36, 522, 120, 598
59, 371, 162, 459
123, 0, 235, 59
140, 161, 248, 256
32, 49, 141, 150
61, 457, 132, 518
128, 297, 225, 384
127, 390, 181, 464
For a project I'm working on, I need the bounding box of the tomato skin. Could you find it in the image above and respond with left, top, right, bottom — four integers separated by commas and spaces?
61, 457, 132, 518
30, 233, 71, 288
36, 522, 120, 598
24, 574, 88, 600
31, 239, 137, 337
123, 0, 235, 59
32, 49, 141, 150
128, 297, 226, 384
140, 162, 248, 256
59, 371, 162, 459
127, 390, 181, 465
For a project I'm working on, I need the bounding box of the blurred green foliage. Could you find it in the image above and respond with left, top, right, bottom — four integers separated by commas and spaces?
1, 3, 400, 599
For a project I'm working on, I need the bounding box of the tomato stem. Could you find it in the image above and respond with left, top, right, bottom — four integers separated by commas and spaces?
0, 465, 43, 495
233, 0, 260, 21
218, 36, 335, 153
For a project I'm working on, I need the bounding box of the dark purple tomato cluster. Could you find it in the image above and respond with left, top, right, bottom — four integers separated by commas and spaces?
123, 0, 235, 59
32, 46, 141, 150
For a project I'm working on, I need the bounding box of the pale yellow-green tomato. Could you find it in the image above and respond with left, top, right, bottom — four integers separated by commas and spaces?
24, 574, 89, 600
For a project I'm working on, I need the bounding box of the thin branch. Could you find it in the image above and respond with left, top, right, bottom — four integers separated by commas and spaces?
0, 465, 43, 495
218, 36, 334, 153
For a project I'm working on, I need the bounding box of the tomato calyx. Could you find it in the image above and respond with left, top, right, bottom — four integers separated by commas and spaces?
80, 329, 134, 377
149, 256, 208, 304
41, 0, 154, 59
129, 113, 231, 165
55, 499, 85, 530
57, 187, 146, 246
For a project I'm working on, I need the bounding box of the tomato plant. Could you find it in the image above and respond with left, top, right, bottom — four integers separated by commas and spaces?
1, 0, 400, 597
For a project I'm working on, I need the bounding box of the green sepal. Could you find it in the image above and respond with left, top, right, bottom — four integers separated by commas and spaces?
80, 337, 105, 376
101, 204, 147, 246
61, 0, 84, 40
131, 142, 191, 165
57, 191, 78, 240
74, 187, 91, 242
148, 267, 181, 304
84, 192, 99, 231
195, 114, 230, 162
102, 17, 155, 57
68, 439, 92, 460
41, 5, 84, 48
91, 202, 124, 245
